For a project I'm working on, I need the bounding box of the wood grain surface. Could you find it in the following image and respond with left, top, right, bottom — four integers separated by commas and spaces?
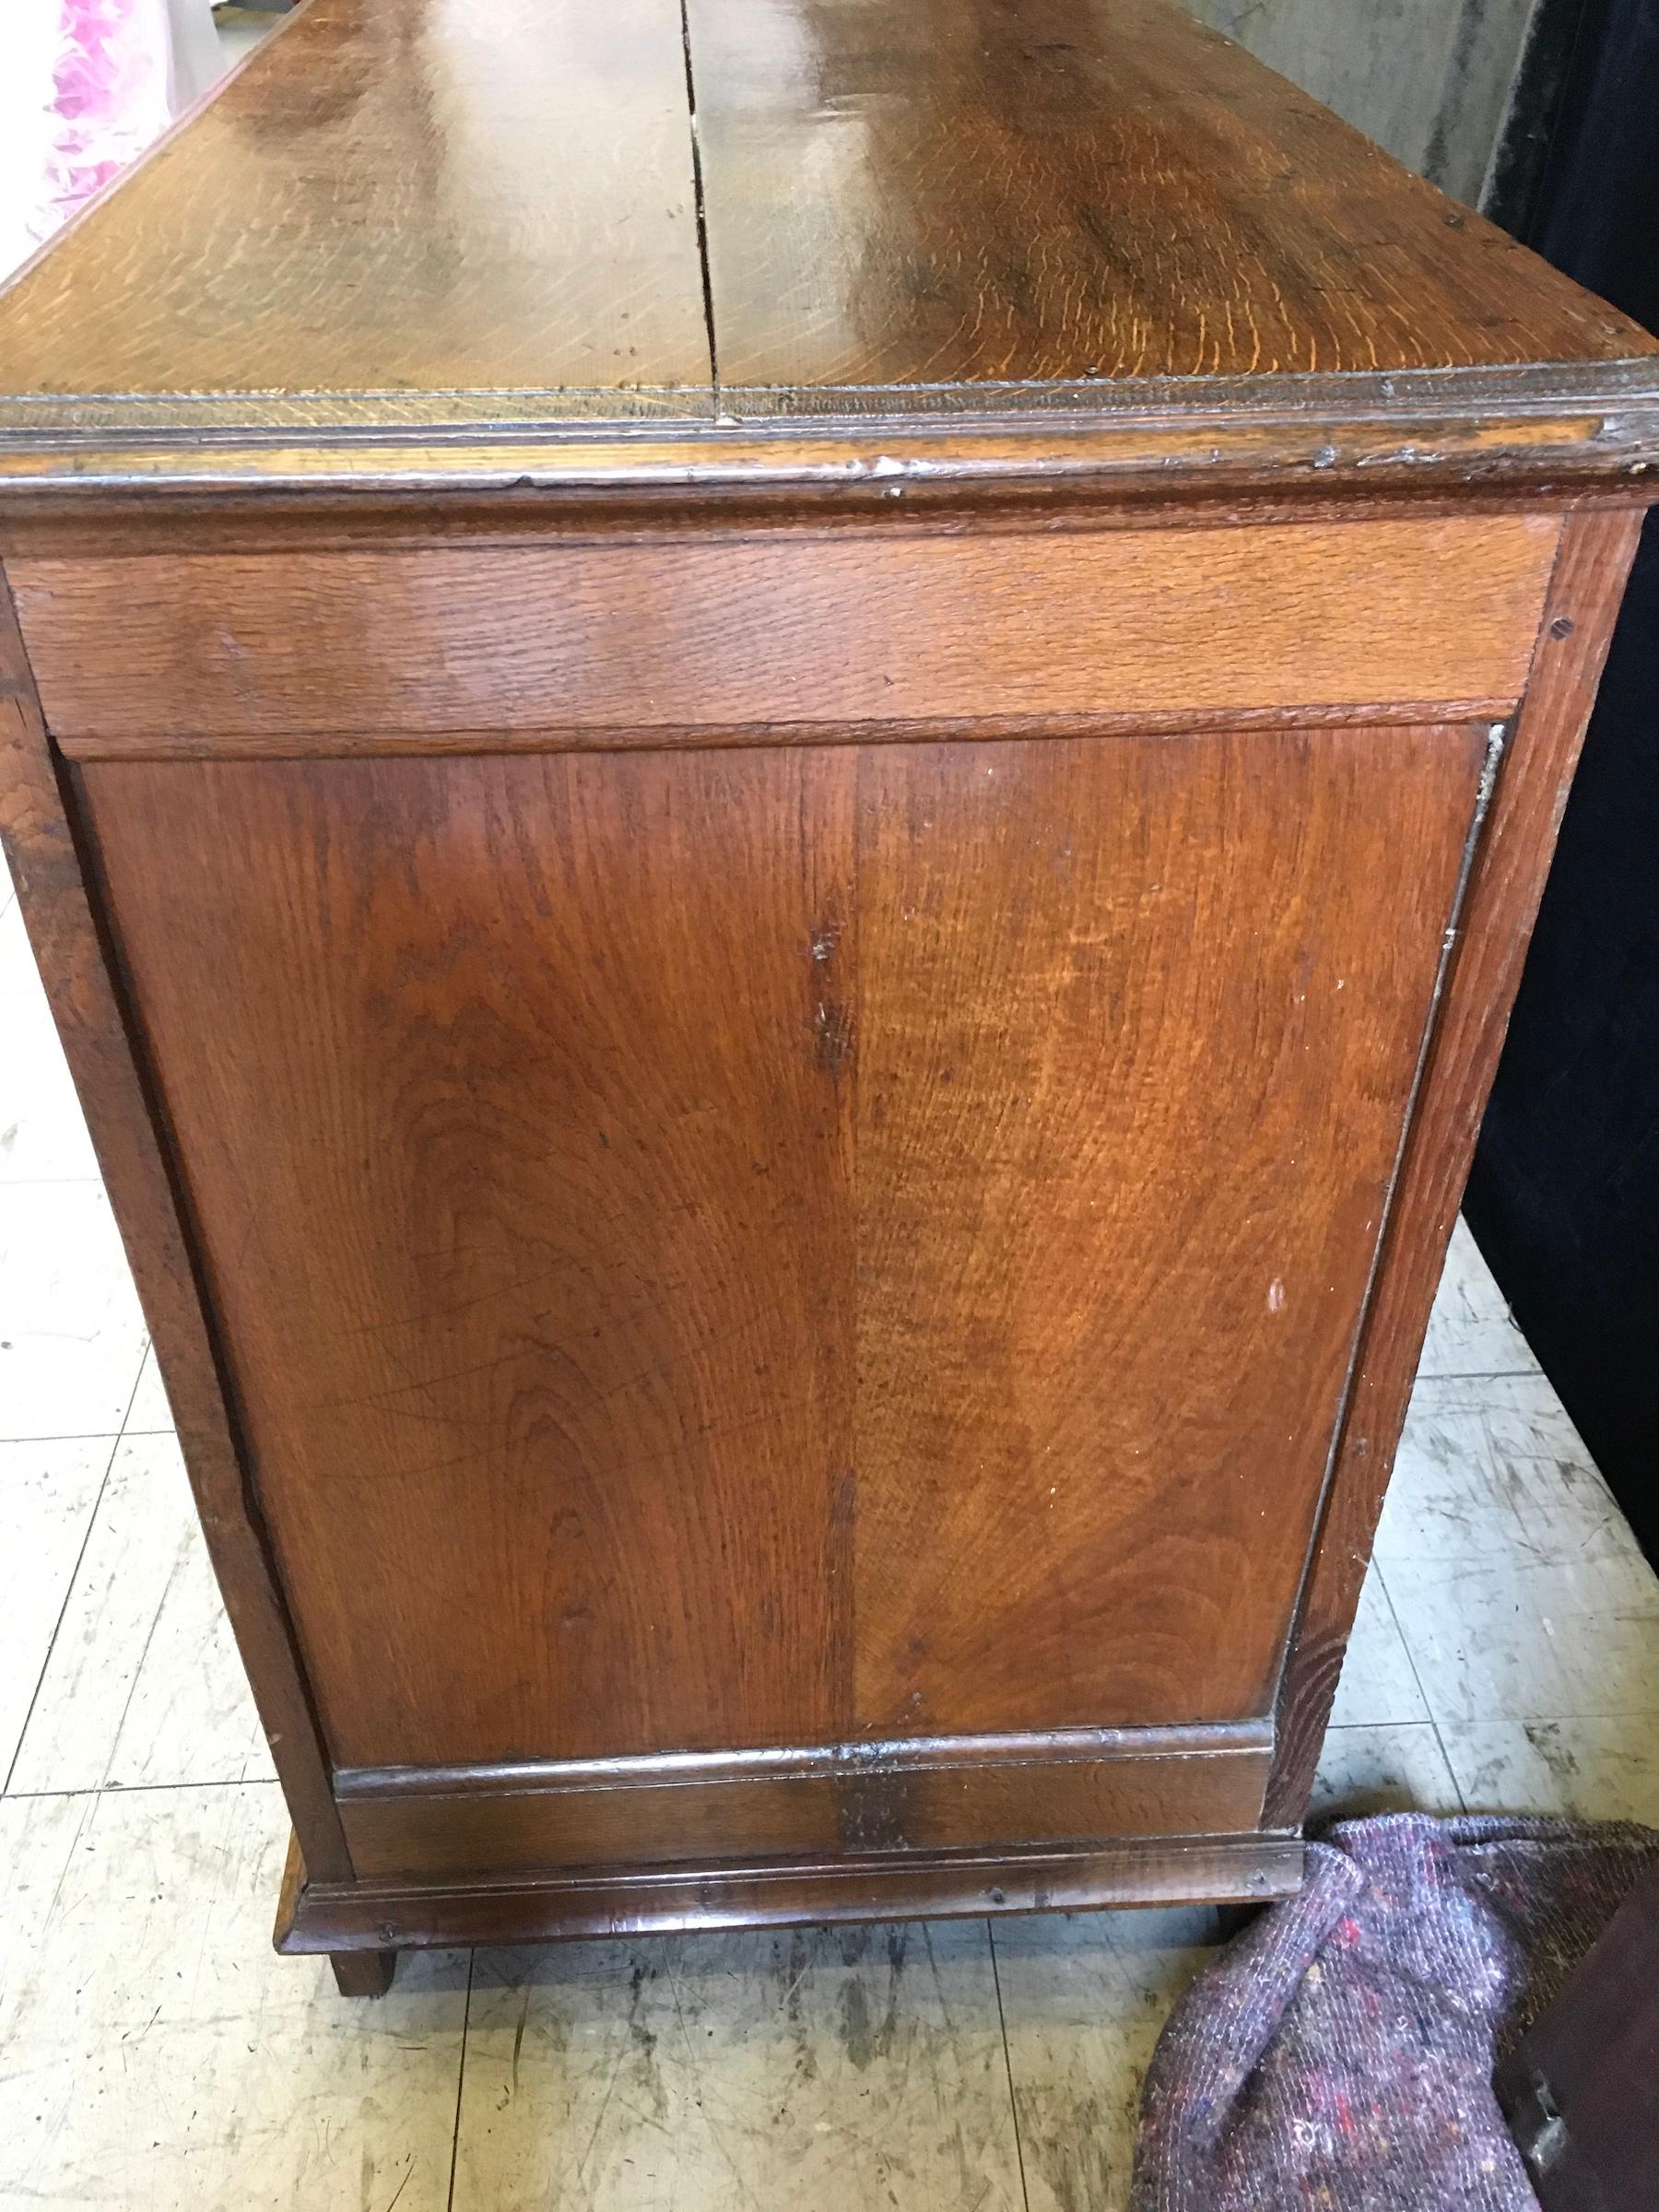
13, 516, 1557, 743
0, 0, 711, 405
688, 0, 1653, 393
76, 724, 1485, 1773
80, 746, 854, 1771
3, 372, 1656, 518
335, 1733, 1273, 1877
277, 1830, 1304, 1953
0, 0, 1652, 467
1265, 508, 1646, 1824
845, 726, 1488, 1736
1, 0, 1651, 1970
0, 576, 352, 1882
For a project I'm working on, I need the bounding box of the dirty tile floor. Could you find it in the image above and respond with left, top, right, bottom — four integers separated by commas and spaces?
3, 842, 1657, 2211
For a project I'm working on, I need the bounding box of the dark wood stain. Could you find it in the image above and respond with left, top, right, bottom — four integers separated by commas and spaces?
336, 1741, 1271, 1879
273, 1830, 1306, 1957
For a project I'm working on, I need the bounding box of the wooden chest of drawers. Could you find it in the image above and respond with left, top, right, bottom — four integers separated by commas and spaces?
2, 0, 1654, 1994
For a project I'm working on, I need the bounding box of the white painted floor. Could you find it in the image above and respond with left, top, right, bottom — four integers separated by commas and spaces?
2, 845, 1656, 2211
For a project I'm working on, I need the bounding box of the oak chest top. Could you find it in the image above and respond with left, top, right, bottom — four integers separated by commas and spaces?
0, 0, 1655, 514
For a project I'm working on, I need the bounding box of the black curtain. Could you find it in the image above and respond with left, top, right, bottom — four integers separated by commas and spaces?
1465, 0, 1659, 1562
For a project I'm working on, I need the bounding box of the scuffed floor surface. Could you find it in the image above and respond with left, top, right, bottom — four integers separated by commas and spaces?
2, 844, 1657, 2209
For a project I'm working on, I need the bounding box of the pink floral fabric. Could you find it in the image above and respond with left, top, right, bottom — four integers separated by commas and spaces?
51, 0, 175, 218
2, 0, 176, 282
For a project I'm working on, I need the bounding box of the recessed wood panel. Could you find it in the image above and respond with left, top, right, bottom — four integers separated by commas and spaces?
76, 724, 1485, 1772
82, 747, 859, 1769
15, 516, 1555, 745
847, 725, 1488, 1732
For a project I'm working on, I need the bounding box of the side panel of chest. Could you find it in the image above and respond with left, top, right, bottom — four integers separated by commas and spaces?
73, 717, 1488, 1790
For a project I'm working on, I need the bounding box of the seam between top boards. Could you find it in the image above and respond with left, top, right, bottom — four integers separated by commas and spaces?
677, 0, 722, 398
